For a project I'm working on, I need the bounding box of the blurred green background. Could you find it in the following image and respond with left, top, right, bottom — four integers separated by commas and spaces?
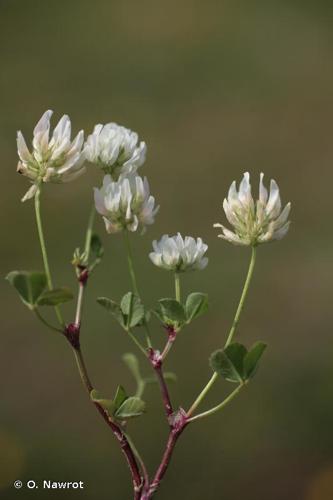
1, 0, 333, 499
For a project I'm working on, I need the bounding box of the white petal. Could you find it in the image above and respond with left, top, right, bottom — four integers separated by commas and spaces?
21, 184, 38, 202
238, 172, 252, 206
17, 131, 31, 162
33, 110, 52, 136
259, 173, 268, 205
94, 187, 107, 215
273, 221, 290, 240
265, 179, 281, 218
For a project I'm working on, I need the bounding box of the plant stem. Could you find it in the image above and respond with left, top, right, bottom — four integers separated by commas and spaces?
186, 372, 218, 417
34, 187, 64, 328
128, 330, 149, 357
74, 282, 85, 326
225, 245, 257, 347
174, 272, 181, 302
147, 426, 186, 499
73, 346, 143, 497
160, 337, 175, 361
124, 230, 140, 296
70, 218, 143, 497
123, 230, 152, 349
186, 246, 257, 417
125, 432, 149, 491
154, 365, 173, 419
187, 383, 245, 423
83, 205, 96, 261
34, 309, 63, 333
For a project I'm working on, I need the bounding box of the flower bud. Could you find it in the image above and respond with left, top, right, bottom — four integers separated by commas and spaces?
84, 122, 146, 179
214, 172, 291, 246
17, 110, 86, 201
94, 174, 158, 234
149, 233, 208, 272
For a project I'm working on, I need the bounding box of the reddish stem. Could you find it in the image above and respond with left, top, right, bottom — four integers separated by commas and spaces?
148, 349, 173, 421
142, 410, 188, 499
74, 346, 143, 497
66, 274, 143, 498
155, 365, 173, 419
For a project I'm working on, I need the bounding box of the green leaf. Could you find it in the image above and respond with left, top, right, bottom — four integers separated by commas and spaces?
113, 385, 128, 410
6, 271, 47, 310
210, 343, 247, 383
122, 353, 142, 384
243, 342, 267, 380
37, 287, 73, 306
115, 396, 146, 419
120, 292, 145, 328
158, 298, 185, 325
185, 293, 208, 322
90, 233, 104, 260
97, 297, 125, 328
90, 389, 115, 414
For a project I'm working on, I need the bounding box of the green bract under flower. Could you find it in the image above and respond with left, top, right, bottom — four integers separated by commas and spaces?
214, 172, 291, 246
94, 174, 159, 234
149, 233, 208, 272
84, 122, 146, 180
17, 110, 86, 202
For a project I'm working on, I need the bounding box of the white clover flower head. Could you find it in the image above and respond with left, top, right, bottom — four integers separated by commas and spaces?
94, 174, 158, 234
17, 110, 86, 202
149, 233, 208, 272
214, 172, 291, 246
84, 122, 146, 180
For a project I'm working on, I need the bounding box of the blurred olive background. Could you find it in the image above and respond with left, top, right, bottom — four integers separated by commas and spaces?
1, 1, 333, 499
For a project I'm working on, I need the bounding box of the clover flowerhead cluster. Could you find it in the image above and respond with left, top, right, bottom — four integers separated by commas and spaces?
17, 110, 85, 201
84, 122, 146, 179
94, 174, 159, 234
214, 172, 291, 246
149, 233, 208, 272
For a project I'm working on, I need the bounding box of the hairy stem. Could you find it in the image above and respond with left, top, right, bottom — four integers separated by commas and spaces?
187, 246, 257, 417
34, 187, 64, 327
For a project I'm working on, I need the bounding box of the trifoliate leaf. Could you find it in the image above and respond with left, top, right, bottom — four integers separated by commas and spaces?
210, 343, 247, 383
6, 271, 47, 310
157, 298, 185, 326
113, 385, 128, 411
97, 297, 125, 328
120, 292, 145, 329
37, 287, 73, 306
185, 292, 208, 323
243, 342, 267, 379
114, 396, 146, 419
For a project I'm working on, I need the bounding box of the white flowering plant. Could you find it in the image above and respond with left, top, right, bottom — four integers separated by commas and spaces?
7, 110, 291, 499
